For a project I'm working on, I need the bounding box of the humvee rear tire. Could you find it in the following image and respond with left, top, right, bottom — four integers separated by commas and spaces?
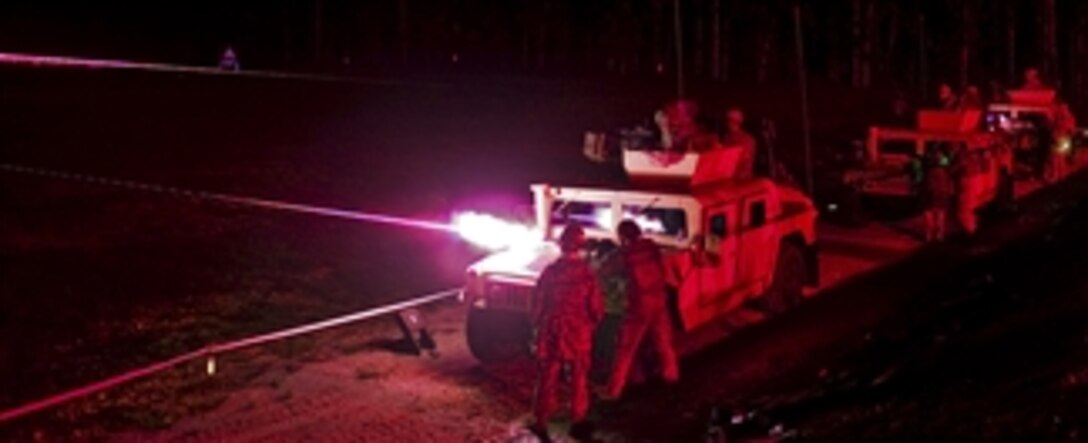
760, 242, 806, 314
466, 308, 531, 363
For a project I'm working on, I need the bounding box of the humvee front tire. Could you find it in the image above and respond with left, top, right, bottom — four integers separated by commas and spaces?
466, 308, 531, 363
760, 242, 807, 314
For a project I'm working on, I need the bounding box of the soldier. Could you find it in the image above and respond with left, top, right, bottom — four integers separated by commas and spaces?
959, 85, 984, 110
219, 45, 240, 71
531, 225, 605, 439
604, 220, 680, 399
988, 79, 1010, 103
921, 147, 953, 242
721, 108, 757, 179
653, 109, 673, 150
952, 147, 980, 237
1045, 99, 1077, 182
1022, 67, 1048, 90
937, 83, 960, 110
664, 100, 701, 151
890, 90, 914, 126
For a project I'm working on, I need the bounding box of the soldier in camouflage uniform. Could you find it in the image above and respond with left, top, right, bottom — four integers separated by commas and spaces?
531, 225, 605, 434
605, 220, 680, 399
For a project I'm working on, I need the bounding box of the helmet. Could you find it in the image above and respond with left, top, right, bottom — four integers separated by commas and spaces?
617, 219, 642, 242
557, 224, 586, 252
726, 108, 745, 124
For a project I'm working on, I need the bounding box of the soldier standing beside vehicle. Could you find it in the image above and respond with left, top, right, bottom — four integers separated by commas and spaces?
921, 147, 953, 242
1045, 99, 1077, 182
604, 220, 680, 399
531, 225, 604, 440
721, 108, 757, 179
952, 147, 981, 237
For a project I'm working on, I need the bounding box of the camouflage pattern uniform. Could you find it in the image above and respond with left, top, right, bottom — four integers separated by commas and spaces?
532, 255, 604, 424
606, 237, 680, 398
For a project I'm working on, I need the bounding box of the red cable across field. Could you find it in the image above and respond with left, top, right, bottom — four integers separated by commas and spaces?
0, 288, 460, 423
0, 162, 488, 423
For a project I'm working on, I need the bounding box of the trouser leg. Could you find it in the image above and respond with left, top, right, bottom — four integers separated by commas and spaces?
936, 209, 946, 241
607, 318, 648, 398
648, 311, 680, 382
963, 201, 977, 234
923, 210, 935, 241
570, 358, 591, 421
958, 196, 976, 235
534, 359, 562, 425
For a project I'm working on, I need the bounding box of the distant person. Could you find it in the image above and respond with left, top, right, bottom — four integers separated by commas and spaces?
952, 148, 980, 237
921, 147, 953, 242
604, 220, 680, 400
530, 225, 604, 441
988, 79, 1010, 103
664, 99, 702, 151
937, 83, 959, 110
653, 109, 673, 149
1052, 99, 1077, 139
219, 46, 240, 71
959, 85, 984, 110
720, 107, 757, 178
1022, 67, 1048, 90
653, 100, 716, 153
891, 91, 914, 126
1045, 99, 1077, 182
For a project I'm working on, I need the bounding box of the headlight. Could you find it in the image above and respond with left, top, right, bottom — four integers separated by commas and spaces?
463, 270, 484, 303
482, 283, 533, 310
1059, 137, 1072, 153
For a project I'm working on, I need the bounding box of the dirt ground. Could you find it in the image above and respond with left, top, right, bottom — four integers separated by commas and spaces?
12, 170, 1063, 442
91, 171, 1082, 443
3, 67, 1087, 441
609, 172, 1088, 442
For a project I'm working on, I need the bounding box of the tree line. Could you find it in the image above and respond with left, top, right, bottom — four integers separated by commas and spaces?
244, 1, 1088, 101
2, 1, 1085, 102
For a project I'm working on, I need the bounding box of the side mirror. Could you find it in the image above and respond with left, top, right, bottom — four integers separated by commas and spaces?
690, 236, 720, 268
705, 234, 721, 252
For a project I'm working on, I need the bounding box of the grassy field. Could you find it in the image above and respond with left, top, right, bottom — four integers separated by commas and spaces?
0, 67, 909, 438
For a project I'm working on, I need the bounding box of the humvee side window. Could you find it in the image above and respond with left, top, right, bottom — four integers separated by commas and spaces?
709, 214, 727, 237
749, 201, 766, 228
551, 200, 611, 231
622, 205, 688, 239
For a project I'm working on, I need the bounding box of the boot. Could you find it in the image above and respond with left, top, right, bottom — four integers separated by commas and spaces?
528, 424, 553, 443
569, 421, 596, 442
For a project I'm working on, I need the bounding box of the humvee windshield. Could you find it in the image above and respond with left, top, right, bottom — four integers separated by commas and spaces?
549, 198, 690, 242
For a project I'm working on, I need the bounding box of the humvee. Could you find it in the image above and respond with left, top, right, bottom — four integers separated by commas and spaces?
462, 148, 819, 362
